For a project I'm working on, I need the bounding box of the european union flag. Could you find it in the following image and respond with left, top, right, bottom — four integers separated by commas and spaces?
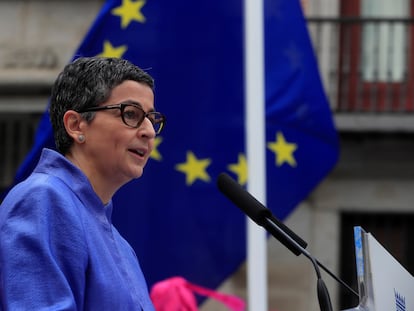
5, 0, 339, 293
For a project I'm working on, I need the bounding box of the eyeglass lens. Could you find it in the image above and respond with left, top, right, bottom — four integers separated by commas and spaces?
122, 105, 164, 133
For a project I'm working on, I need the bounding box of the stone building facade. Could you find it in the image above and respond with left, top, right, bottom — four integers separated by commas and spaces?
1, 1, 413, 311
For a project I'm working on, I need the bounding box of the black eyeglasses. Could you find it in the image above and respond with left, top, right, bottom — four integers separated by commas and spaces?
78, 102, 166, 134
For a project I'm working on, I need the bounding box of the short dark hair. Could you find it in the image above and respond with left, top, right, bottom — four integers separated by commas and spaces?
49, 57, 155, 154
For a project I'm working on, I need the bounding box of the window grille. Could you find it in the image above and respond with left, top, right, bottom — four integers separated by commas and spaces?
0, 113, 42, 192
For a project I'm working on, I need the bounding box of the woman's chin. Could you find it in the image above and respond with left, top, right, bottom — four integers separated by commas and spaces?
132, 168, 144, 179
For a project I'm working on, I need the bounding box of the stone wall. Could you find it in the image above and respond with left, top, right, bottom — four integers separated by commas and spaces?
0, 0, 102, 90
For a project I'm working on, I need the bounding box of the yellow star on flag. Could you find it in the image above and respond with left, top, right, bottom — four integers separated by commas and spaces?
227, 153, 248, 185
267, 131, 298, 167
97, 40, 127, 58
112, 0, 146, 29
175, 151, 211, 186
150, 137, 163, 161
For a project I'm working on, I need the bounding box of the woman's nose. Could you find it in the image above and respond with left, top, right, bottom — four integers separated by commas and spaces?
138, 117, 156, 138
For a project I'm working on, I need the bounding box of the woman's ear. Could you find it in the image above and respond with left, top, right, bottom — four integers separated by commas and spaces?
63, 110, 86, 143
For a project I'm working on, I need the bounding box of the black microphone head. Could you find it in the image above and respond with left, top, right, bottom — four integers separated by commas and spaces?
217, 172, 309, 256
216, 172, 271, 226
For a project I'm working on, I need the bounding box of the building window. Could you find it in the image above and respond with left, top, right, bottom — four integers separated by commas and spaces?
361, 0, 409, 82
0, 113, 41, 193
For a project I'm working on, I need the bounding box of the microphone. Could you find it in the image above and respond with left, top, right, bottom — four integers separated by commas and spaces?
217, 173, 359, 310
216, 172, 307, 256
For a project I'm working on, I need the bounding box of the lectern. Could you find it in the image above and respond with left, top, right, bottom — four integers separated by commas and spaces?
342, 226, 413, 311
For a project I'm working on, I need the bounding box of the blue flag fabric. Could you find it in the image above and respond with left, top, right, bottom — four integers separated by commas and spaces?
4, 0, 339, 291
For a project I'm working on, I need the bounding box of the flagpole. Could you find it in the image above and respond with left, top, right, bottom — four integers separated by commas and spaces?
243, 0, 267, 310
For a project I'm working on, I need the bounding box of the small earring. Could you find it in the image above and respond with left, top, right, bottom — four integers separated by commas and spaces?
78, 134, 85, 143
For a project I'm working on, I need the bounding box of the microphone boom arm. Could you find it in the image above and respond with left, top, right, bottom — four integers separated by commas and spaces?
216, 172, 359, 308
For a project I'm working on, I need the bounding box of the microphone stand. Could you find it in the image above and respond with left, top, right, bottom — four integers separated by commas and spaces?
264, 216, 333, 311
216, 172, 359, 307
264, 216, 359, 300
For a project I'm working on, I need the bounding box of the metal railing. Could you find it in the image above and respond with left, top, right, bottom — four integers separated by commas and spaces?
308, 17, 414, 113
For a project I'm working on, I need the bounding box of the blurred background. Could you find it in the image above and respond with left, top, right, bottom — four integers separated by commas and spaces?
0, 1, 413, 310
